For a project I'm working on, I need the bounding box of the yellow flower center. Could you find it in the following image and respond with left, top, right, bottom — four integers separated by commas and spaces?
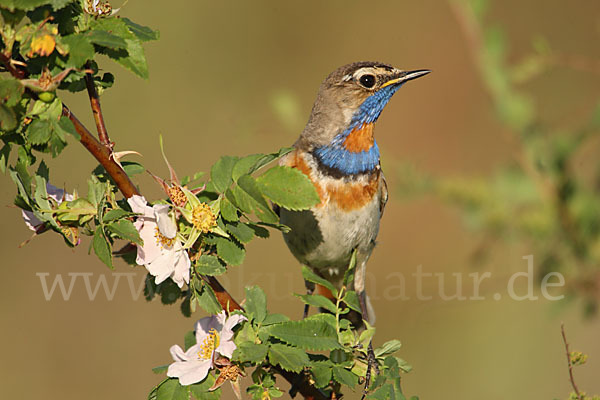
154, 227, 176, 248
192, 203, 216, 233
168, 185, 187, 207
198, 328, 220, 360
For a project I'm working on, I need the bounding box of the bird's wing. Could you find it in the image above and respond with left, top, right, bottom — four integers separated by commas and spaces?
379, 170, 388, 215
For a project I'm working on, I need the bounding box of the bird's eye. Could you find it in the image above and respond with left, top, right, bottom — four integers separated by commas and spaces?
358, 74, 376, 88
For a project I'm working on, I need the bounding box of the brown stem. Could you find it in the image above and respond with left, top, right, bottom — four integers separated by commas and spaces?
3, 52, 321, 399
0, 53, 27, 79
61, 104, 140, 198
84, 66, 112, 148
561, 323, 582, 399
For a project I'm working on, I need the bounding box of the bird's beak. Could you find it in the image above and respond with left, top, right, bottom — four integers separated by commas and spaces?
380, 69, 431, 88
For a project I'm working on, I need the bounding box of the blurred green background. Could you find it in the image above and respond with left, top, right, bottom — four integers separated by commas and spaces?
1, 0, 599, 398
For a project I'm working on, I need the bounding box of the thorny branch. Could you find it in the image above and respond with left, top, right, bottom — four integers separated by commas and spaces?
561, 323, 582, 399
84, 63, 112, 149
1, 54, 328, 400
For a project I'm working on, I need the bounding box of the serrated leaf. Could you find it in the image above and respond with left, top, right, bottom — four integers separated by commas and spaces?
296, 293, 337, 314
27, 118, 52, 144
103, 209, 136, 223
0, 143, 11, 173
332, 366, 358, 388
87, 29, 127, 49
189, 374, 221, 400
156, 378, 188, 400
214, 237, 245, 266
93, 227, 113, 269
234, 175, 278, 223
225, 221, 254, 243
375, 340, 402, 358
219, 197, 239, 221
0, 77, 24, 107
56, 116, 78, 138
231, 153, 264, 181
367, 383, 394, 400
196, 284, 222, 314
267, 319, 342, 351
301, 266, 337, 297
210, 155, 238, 193
256, 166, 320, 211
343, 290, 361, 313
122, 17, 160, 41
268, 343, 309, 372
245, 285, 267, 324
195, 254, 226, 276
0, 104, 17, 131
61, 34, 95, 68
107, 219, 142, 244
261, 313, 289, 326
311, 364, 332, 388
233, 342, 269, 364
152, 364, 169, 374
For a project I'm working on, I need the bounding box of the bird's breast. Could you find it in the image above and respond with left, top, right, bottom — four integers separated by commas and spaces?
280, 149, 380, 212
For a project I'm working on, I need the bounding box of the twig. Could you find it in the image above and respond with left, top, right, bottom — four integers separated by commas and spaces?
84, 63, 112, 148
561, 322, 582, 399
2, 52, 324, 399
0, 53, 27, 79
61, 104, 139, 198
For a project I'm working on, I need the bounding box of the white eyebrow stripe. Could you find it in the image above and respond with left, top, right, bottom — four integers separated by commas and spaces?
342, 74, 353, 81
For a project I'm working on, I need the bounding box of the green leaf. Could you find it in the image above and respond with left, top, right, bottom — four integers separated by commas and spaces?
0, 77, 24, 107
103, 209, 136, 223
268, 343, 309, 372
256, 166, 320, 211
225, 221, 255, 243
61, 34, 95, 68
214, 237, 245, 266
156, 378, 188, 400
195, 254, 226, 276
301, 266, 337, 297
219, 197, 239, 221
332, 366, 359, 388
107, 219, 143, 244
261, 313, 290, 325
92, 18, 150, 79
233, 175, 278, 223
233, 342, 269, 364
0, 104, 17, 131
232, 153, 265, 181
375, 340, 402, 358
311, 364, 333, 388
245, 285, 267, 324
343, 290, 361, 313
27, 118, 52, 144
0, 143, 11, 173
296, 294, 337, 314
122, 161, 145, 176
57, 116, 78, 138
87, 29, 127, 49
188, 374, 221, 400
122, 17, 160, 41
93, 227, 113, 269
210, 155, 238, 193
196, 284, 222, 314
267, 319, 342, 351
152, 364, 169, 374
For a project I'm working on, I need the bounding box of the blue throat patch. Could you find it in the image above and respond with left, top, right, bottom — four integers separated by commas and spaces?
313, 84, 402, 175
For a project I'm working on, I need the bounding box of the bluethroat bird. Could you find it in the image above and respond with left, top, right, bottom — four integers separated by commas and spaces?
278, 62, 430, 326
